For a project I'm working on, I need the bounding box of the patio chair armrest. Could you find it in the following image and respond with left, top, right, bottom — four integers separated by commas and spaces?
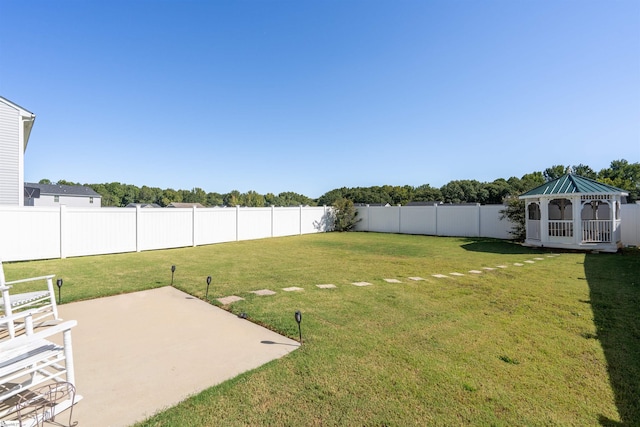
5, 274, 56, 285
0, 320, 77, 352
0, 285, 12, 291
0, 309, 39, 325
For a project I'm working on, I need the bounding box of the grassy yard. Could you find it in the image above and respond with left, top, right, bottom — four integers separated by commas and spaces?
4, 233, 639, 426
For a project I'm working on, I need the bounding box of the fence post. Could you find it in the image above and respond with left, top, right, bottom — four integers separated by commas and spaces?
236, 205, 240, 241
271, 205, 275, 237
476, 203, 481, 237
192, 206, 197, 247
299, 205, 303, 235
136, 205, 141, 252
59, 204, 66, 259
398, 204, 402, 233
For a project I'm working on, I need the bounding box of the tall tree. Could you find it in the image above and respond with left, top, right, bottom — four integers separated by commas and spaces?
543, 165, 567, 182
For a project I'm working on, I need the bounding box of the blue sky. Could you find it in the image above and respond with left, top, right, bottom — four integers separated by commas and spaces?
1, 0, 638, 198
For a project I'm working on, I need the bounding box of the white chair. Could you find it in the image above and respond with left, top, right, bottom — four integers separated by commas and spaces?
0, 310, 80, 423
0, 261, 59, 339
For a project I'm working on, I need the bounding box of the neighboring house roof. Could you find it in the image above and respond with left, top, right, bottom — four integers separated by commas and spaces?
166, 202, 205, 208
125, 203, 161, 208
520, 174, 628, 198
24, 182, 101, 198
0, 96, 36, 151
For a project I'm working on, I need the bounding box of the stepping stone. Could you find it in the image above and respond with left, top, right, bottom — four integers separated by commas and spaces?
352, 281, 373, 287
217, 295, 244, 305
251, 289, 276, 296
408, 277, 425, 281
384, 279, 402, 283
468, 270, 483, 274
514, 263, 524, 266
525, 260, 535, 264
496, 265, 508, 269
432, 274, 449, 279
282, 287, 304, 292
534, 257, 544, 261
316, 284, 337, 289
449, 272, 465, 276
482, 267, 495, 271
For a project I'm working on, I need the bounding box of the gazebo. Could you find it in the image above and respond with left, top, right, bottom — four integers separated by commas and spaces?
519, 173, 628, 253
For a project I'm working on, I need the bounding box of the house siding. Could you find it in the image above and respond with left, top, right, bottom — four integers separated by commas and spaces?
0, 102, 20, 205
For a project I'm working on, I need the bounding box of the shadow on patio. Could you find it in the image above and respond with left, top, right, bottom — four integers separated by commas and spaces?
584, 249, 640, 426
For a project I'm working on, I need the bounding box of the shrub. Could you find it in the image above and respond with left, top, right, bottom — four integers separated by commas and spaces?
500, 197, 526, 241
331, 198, 361, 232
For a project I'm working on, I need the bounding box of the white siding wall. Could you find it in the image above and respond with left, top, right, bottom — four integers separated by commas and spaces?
0, 102, 19, 206
33, 194, 101, 207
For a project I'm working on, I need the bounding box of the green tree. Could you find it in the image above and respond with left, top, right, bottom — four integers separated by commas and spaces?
331, 198, 360, 232
38, 179, 52, 184
543, 165, 567, 182
499, 196, 526, 241
572, 164, 597, 179
413, 184, 442, 202
598, 159, 640, 202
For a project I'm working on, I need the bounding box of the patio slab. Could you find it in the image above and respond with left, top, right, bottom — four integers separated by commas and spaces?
352, 282, 372, 287
57, 286, 299, 426
251, 289, 277, 296
217, 295, 245, 305
316, 284, 336, 289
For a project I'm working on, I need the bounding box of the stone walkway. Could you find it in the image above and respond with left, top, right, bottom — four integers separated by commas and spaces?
215, 254, 560, 305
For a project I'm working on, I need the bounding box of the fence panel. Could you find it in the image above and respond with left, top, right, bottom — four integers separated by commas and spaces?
367, 206, 401, 233
238, 207, 272, 241
436, 206, 480, 237
399, 206, 437, 235
0, 207, 60, 261
63, 207, 137, 257
194, 208, 237, 245
621, 203, 640, 246
480, 205, 512, 239
273, 207, 300, 237
138, 208, 194, 251
302, 206, 330, 234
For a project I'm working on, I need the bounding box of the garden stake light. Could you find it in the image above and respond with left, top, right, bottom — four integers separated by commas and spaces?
56, 278, 63, 305
171, 265, 176, 285
205, 275, 212, 300
295, 310, 302, 344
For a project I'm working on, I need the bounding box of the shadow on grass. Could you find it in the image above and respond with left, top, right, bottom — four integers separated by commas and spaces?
585, 249, 640, 426
460, 238, 546, 255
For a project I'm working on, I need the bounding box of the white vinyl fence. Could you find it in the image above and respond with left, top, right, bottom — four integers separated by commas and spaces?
1, 203, 638, 262
355, 203, 640, 246
0, 205, 332, 262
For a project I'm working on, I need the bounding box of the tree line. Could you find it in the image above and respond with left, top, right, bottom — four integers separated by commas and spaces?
40, 159, 638, 207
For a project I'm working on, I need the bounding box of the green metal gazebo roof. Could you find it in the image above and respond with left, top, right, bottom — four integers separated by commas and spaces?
520, 174, 628, 198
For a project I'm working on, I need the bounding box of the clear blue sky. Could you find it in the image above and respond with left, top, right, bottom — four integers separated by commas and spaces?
1, 0, 638, 198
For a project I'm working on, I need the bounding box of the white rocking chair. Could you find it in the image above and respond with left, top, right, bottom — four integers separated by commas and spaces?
0, 261, 59, 339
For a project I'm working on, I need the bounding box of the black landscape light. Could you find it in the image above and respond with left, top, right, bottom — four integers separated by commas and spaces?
56, 278, 63, 305
295, 310, 302, 344
171, 265, 176, 285
205, 276, 212, 300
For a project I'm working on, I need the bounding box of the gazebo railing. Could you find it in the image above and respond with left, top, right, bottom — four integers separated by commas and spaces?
549, 220, 573, 238
582, 220, 612, 243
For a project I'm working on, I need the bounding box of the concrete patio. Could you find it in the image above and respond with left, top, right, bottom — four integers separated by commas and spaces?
56, 286, 299, 426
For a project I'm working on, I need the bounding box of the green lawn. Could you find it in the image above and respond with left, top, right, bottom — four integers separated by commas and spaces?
4, 233, 639, 426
